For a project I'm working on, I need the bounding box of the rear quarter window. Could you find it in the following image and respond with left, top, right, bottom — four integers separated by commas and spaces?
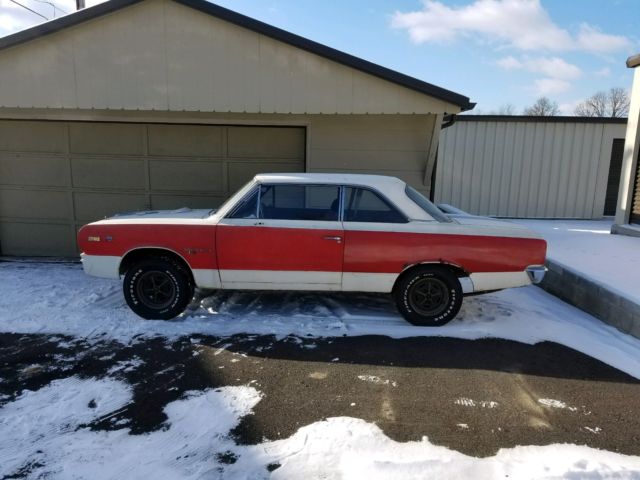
343, 187, 407, 223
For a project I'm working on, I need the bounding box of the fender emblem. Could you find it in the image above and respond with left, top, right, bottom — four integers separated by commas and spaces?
87, 236, 100, 242
184, 247, 206, 254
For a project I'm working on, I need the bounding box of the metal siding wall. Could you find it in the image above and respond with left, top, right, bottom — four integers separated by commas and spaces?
436, 120, 627, 218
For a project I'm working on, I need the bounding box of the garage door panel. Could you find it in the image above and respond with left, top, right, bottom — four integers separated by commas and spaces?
149, 159, 223, 191
72, 157, 146, 189
148, 124, 224, 157
0, 189, 70, 220
0, 222, 76, 256
1, 121, 305, 256
74, 192, 148, 222
151, 194, 225, 210
227, 162, 299, 191
70, 123, 145, 155
0, 153, 70, 187
0, 121, 68, 153
228, 127, 305, 159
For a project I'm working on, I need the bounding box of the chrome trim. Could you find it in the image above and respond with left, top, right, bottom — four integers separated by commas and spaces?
322, 235, 343, 243
526, 265, 547, 284
256, 183, 262, 218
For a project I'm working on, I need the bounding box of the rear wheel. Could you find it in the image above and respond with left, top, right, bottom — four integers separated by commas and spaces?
395, 266, 463, 326
123, 256, 193, 320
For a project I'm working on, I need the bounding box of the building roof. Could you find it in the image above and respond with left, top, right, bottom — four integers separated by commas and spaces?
0, 0, 474, 111
456, 115, 627, 124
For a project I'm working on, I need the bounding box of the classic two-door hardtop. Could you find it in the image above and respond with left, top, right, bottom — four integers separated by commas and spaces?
78, 173, 547, 326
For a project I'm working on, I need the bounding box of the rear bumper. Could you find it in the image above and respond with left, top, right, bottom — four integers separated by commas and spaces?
525, 265, 547, 284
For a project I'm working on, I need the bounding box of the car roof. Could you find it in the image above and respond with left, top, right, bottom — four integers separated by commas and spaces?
253, 173, 407, 190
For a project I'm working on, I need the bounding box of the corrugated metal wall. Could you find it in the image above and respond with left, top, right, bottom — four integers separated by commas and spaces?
435, 117, 627, 218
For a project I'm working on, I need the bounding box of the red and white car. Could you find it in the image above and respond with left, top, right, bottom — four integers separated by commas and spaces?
78, 173, 547, 326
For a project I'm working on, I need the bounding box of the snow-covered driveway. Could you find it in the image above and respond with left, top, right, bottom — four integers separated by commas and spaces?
1, 261, 640, 479
2, 261, 640, 378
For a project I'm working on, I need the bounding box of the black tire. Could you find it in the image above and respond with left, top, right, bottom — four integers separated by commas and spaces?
394, 266, 463, 326
123, 256, 194, 320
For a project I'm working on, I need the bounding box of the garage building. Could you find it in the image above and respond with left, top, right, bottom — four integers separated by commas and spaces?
0, 0, 472, 256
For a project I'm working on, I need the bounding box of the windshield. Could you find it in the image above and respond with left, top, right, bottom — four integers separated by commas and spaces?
405, 185, 452, 223
211, 180, 256, 217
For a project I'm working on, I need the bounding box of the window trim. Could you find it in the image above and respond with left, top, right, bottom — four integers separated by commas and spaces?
225, 181, 410, 223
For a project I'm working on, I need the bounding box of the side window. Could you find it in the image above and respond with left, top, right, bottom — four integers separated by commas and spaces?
344, 187, 407, 223
227, 188, 258, 219
259, 184, 340, 221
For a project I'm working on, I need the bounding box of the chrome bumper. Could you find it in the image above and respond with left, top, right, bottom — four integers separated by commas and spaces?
526, 265, 547, 284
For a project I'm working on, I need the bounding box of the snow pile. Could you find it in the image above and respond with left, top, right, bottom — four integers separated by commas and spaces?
229, 417, 640, 479
2, 262, 640, 380
1, 377, 639, 479
0, 377, 261, 479
514, 219, 640, 304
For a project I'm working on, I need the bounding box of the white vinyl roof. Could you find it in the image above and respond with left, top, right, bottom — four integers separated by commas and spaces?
253, 173, 432, 221
254, 173, 406, 189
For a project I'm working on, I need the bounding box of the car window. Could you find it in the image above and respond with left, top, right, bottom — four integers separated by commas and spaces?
259, 184, 340, 221
343, 187, 407, 223
227, 187, 259, 219
405, 185, 451, 223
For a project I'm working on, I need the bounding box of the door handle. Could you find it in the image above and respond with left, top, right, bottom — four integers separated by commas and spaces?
323, 236, 342, 243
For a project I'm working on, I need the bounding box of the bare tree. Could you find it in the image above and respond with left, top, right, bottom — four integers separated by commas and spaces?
574, 87, 630, 118
491, 103, 517, 115
523, 97, 560, 116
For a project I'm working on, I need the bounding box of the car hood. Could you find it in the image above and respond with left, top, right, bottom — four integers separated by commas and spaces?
109, 207, 215, 220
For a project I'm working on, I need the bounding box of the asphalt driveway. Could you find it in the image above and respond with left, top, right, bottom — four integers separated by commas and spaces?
2, 331, 639, 465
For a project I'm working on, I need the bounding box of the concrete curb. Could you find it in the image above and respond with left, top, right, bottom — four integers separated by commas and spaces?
539, 259, 640, 339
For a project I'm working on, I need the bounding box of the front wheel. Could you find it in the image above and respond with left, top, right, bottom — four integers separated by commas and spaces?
394, 266, 463, 326
123, 257, 194, 320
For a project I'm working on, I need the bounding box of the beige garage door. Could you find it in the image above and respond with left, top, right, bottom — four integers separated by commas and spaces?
0, 120, 305, 256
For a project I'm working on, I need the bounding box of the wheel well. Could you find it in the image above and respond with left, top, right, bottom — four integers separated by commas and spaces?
392, 262, 468, 293
119, 248, 194, 283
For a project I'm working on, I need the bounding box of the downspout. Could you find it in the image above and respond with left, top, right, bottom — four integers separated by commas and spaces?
429, 114, 457, 201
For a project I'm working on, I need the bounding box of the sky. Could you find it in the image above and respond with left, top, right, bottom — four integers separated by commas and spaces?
0, 0, 638, 114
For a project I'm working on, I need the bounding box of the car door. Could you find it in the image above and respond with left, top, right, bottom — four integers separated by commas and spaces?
216, 183, 344, 290
341, 186, 411, 292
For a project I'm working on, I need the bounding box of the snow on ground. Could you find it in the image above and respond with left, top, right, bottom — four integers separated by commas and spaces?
513, 218, 640, 304
0, 376, 260, 479
1, 376, 639, 480
1, 261, 640, 380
